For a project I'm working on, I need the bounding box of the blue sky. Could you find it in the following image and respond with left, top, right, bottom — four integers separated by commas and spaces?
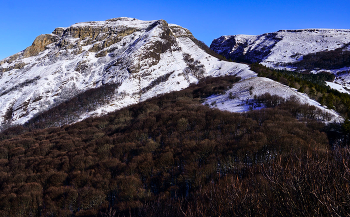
1, 0, 350, 60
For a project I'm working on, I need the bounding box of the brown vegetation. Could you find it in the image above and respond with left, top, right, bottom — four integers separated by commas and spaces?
0, 76, 348, 216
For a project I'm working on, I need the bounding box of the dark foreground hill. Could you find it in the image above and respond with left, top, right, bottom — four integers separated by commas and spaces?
0, 76, 349, 216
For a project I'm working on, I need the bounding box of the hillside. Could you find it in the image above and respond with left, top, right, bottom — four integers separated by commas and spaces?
211, 29, 350, 90
0, 75, 349, 216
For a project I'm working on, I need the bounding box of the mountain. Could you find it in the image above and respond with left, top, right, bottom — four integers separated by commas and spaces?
0, 20, 343, 130
211, 29, 350, 90
0, 17, 255, 129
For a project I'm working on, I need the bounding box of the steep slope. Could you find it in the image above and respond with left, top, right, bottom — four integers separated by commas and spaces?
0, 18, 254, 128
211, 29, 350, 89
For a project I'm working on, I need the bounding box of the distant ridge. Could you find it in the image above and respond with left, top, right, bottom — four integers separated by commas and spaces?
211, 28, 350, 89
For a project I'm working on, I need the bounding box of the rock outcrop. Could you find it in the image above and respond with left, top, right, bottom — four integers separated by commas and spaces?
23, 34, 59, 57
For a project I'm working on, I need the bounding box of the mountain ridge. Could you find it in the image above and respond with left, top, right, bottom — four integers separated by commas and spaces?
210, 28, 350, 90
0, 17, 255, 129
210, 28, 350, 66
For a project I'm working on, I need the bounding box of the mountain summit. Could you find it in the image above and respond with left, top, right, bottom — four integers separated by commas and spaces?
0, 18, 254, 128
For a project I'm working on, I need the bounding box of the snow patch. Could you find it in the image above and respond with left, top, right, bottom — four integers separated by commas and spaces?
326, 81, 350, 94
204, 77, 343, 123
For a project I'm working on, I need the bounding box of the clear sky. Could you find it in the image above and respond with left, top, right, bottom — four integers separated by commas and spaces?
1, 0, 350, 60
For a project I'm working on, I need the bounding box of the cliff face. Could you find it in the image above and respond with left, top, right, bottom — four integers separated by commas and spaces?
0, 18, 255, 128
210, 33, 282, 63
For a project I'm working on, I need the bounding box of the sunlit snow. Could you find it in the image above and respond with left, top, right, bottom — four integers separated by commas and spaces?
0, 19, 344, 129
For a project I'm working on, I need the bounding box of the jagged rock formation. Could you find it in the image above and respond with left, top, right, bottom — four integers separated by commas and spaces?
0, 17, 255, 128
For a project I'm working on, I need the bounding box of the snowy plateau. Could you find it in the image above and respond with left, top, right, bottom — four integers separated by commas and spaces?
211, 29, 350, 91
0, 18, 343, 129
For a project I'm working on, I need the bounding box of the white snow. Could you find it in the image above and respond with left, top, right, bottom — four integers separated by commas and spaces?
213, 29, 350, 94
259, 30, 350, 66
326, 81, 350, 94
204, 77, 343, 123
71, 17, 154, 29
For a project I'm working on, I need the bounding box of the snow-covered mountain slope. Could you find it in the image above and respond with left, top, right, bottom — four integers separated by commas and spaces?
211, 29, 350, 66
0, 19, 343, 129
211, 29, 350, 89
0, 17, 255, 128
204, 76, 342, 123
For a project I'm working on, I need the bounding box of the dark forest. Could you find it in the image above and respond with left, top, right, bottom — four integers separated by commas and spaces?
0, 76, 349, 216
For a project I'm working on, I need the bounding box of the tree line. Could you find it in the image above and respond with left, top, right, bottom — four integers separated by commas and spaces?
251, 63, 350, 119
291, 46, 350, 70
